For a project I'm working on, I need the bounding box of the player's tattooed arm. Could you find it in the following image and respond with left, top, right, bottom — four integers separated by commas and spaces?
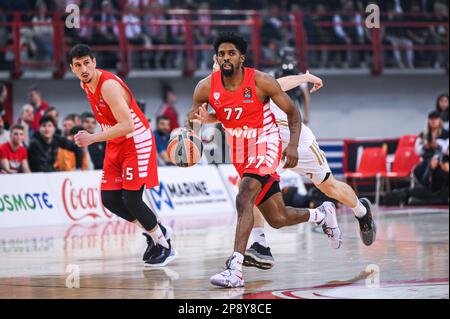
75, 80, 135, 147
276, 71, 323, 93
256, 71, 301, 168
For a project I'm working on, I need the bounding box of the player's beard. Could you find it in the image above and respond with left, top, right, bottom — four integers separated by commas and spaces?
220, 62, 235, 77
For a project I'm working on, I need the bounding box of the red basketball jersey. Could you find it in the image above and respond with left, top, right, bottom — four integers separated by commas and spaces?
209, 68, 281, 178
83, 69, 150, 145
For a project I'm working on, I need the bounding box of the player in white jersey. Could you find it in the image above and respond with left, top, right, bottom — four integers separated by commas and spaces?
196, 59, 376, 269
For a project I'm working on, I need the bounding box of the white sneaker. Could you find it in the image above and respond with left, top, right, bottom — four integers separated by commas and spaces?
317, 202, 343, 249
210, 268, 245, 288
210, 256, 245, 288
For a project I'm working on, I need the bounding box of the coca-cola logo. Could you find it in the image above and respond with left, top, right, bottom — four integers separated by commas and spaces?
62, 178, 113, 222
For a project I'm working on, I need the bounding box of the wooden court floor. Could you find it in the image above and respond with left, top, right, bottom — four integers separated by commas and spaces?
0, 206, 448, 299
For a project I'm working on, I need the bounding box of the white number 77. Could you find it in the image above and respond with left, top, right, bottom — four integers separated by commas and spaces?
246, 156, 265, 168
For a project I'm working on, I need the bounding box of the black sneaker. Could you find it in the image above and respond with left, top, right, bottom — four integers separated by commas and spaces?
144, 239, 177, 267
142, 223, 172, 261
356, 198, 377, 246
243, 242, 275, 270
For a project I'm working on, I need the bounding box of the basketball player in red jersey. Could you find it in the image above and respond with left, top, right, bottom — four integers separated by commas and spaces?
189, 32, 341, 288
69, 44, 175, 267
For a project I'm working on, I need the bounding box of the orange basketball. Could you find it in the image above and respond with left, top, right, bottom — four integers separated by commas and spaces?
167, 129, 203, 167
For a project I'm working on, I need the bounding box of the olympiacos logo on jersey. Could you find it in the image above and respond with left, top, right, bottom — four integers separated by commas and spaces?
62, 178, 114, 222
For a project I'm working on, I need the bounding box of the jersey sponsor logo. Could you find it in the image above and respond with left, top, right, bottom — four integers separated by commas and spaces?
243, 87, 252, 98
226, 125, 258, 139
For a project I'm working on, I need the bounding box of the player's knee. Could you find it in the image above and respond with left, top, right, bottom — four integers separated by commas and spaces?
236, 193, 253, 214
319, 180, 340, 199
101, 190, 118, 211
122, 190, 141, 210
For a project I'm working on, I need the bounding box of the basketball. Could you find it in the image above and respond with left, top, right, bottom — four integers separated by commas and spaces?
167, 129, 203, 167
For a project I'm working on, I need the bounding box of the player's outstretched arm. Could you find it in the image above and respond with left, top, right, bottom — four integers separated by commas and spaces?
75, 80, 134, 147
256, 71, 301, 168
188, 76, 214, 130
276, 71, 323, 93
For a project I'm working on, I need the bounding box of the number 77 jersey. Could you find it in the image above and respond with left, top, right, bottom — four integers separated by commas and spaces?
209, 67, 282, 179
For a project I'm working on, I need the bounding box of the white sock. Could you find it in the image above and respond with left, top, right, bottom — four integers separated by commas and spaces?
147, 225, 169, 249
308, 208, 325, 223
230, 252, 244, 271
251, 227, 268, 247
352, 200, 367, 218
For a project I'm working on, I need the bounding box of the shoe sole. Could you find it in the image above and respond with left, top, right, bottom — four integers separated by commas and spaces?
243, 252, 274, 270
210, 278, 244, 288
144, 249, 177, 267
359, 198, 377, 246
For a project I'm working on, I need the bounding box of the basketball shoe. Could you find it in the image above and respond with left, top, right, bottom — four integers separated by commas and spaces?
243, 242, 275, 270
317, 201, 343, 249
210, 255, 245, 288
142, 223, 173, 261
144, 239, 177, 267
355, 198, 377, 246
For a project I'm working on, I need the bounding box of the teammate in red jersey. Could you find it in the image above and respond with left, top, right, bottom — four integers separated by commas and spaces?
69, 44, 175, 267
189, 32, 341, 288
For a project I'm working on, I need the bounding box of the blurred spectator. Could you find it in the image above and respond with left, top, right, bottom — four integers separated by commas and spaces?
414, 110, 449, 186
94, 0, 119, 69
428, 1, 449, 70
153, 115, 172, 165
382, 5, 415, 68
31, 1, 54, 61
54, 125, 90, 171
142, 2, 168, 69
0, 124, 30, 174
194, 2, 213, 70
406, 1, 430, 67
0, 81, 9, 129
71, 2, 95, 45
167, 4, 186, 69
16, 104, 35, 145
333, 0, 365, 67
261, 5, 287, 51
311, 3, 337, 68
28, 115, 83, 172
123, 4, 151, 68
0, 8, 9, 68
157, 84, 180, 132
82, 112, 106, 170
63, 114, 76, 137
43, 106, 62, 136
435, 93, 449, 130
29, 85, 50, 132
0, 116, 9, 144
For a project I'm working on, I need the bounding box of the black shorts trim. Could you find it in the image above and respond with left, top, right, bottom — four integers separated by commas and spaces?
242, 173, 281, 206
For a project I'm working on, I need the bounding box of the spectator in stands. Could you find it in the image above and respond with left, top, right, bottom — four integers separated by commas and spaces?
167, 4, 186, 69
72, 2, 95, 45
0, 124, 30, 174
436, 93, 449, 130
0, 116, 9, 144
153, 115, 172, 165
142, 2, 168, 69
414, 110, 449, 186
16, 104, 35, 145
0, 9, 8, 69
28, 115, 83, 172
194, 2, 213, 70
82, 112, 106, 170
157, 84, 180, 132
406, 1, 430, 67
428, 1, 449, 70
382, 4, 415, 68
31, 1, 54, 61
333, 0, 365, 68
311, 3, 336, 68
29, 85, 50, 132
94, 0, 119, 69
0, 81, 9, 129
261, 5, 287, 51
43, 106, 62, 136
62, 114, 76, 137
54, 125, 90, 171
123, 4, 151, 68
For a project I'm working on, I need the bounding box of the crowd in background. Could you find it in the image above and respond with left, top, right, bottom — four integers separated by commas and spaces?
0, 81, 181, 174
0, 0, 448, 70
